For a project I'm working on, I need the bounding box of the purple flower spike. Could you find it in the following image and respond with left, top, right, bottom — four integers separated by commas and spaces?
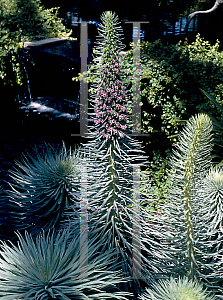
93, 32, 130, 140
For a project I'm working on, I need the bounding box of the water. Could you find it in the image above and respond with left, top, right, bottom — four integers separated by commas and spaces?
0, 103, 82, 190
0, 39, 89, 191
23, 65, 32, 103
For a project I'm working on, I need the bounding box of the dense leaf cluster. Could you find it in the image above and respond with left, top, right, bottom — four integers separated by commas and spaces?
0, 0, 71, 86
136, 35, 223, 142
130, 34, 223, 206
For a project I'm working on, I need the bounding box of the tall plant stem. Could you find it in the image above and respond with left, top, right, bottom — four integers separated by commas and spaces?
108, 141, 118, 221
184, 123, 203, 279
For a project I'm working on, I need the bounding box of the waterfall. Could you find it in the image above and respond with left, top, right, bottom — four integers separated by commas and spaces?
23, 64, 32, 103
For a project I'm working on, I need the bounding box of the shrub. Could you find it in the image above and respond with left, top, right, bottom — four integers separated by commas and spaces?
199, 89, 223, 163
0, 0, 71, 86
138, 34, 223, 141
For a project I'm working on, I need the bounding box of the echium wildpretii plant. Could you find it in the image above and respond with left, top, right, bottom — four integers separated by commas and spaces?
154, 114, 223, 293
67, 11, 166, 296
92, 11, 130, 139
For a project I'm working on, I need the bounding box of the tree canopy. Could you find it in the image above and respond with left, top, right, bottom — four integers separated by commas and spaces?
0, 0, 71, 86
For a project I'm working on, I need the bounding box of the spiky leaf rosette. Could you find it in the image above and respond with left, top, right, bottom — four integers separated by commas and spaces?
140, 277, 216, 300
6, 143, 81, 237
0, 230, 130, 300
67, 11, 167, 296
156, 114, 223, 285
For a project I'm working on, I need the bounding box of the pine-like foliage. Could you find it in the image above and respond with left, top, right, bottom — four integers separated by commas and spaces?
156, 114, 223, 288
6, 144, 81, 237
67, 11, 166, 296
0, 230, 129, 299
139, 277, 216, 300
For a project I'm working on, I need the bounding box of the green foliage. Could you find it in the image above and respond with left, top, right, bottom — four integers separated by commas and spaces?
140, 277, 216, 300
199, 89, 223, 162
0, 0, 69, 38
6, 144, 81, 237
0, 230, 129, 299
138, 34, 223, 142
0, 0, 71, 85
140, 150, 171, 211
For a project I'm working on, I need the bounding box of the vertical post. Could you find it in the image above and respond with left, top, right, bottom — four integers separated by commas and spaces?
125, 21, 149, 136
132, 22, 141, 136
80, 22, 88, 136
132, 165, 141, 279
80, 164, 88, 276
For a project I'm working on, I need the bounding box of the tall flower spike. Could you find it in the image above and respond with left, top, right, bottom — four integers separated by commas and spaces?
66, 11, 167, 297
91, 11, 131, 140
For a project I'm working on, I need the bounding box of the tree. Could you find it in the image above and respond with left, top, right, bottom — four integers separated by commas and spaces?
0, 0, 71, 87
